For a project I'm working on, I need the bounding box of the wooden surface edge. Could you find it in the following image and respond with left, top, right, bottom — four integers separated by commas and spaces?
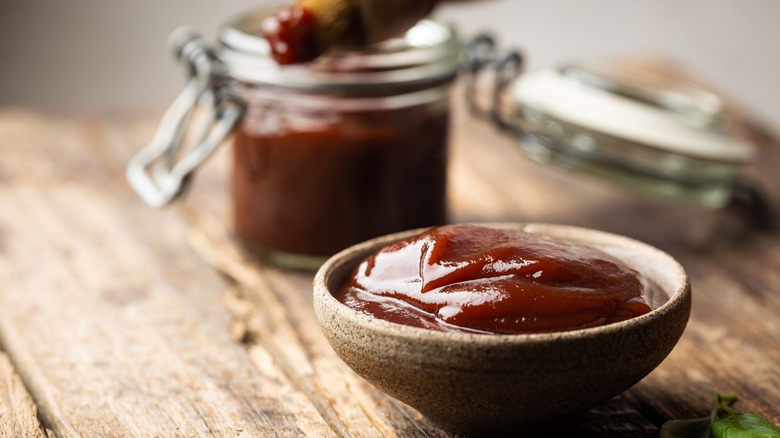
0, 350, 54, 438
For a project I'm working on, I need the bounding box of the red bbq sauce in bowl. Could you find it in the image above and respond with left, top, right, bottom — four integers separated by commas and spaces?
336, 224, 665, 334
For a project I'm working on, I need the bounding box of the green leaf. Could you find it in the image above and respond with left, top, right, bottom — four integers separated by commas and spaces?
711, 413, 780, 438
660, 416, 713, 438
717, 393, 739, 412
660, 393, 779, 438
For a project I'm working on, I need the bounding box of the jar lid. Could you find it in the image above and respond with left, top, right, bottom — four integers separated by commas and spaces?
214, 7, 462, 91
504, 58, 757, 207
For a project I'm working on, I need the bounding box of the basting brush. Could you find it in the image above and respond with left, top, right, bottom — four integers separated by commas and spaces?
263, 0, 439, 64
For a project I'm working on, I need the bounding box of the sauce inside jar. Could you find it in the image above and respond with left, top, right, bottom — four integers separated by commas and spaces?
336, 224, 665, 334
233, 98, 449, 260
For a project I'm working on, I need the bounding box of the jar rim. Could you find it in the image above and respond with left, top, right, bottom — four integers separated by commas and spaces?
214, 6, 462, 90
507, 59, 755, 164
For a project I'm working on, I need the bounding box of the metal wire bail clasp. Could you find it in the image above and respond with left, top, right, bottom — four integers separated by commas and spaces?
463, 34, 523, 134
126, 27, 244, 208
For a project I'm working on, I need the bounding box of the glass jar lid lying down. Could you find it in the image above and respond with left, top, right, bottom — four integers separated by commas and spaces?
472, 54, 757, 209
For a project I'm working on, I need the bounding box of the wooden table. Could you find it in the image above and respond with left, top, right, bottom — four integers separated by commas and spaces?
1, 90, 779, 437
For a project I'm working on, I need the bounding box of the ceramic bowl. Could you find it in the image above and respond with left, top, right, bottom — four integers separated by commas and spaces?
313, 223, 691, 436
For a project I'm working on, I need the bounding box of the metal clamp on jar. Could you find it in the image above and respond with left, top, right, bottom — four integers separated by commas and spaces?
127, 7, 462, 270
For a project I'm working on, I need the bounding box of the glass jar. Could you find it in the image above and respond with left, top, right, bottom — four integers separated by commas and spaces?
493, 57, 756, 208
126, 7, 461, 270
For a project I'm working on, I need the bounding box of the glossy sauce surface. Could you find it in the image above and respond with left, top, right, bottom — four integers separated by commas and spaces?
262, 5, 320, 65
336, 225, 662, 334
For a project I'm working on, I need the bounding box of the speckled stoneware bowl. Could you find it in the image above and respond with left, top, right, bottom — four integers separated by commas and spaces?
313, 223, 691, 436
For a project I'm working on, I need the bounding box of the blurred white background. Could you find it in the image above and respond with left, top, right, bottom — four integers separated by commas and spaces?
2, 0, 779, 131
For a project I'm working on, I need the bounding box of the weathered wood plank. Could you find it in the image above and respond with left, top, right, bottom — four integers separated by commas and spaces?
630, 255, 780, 425
2, 77, 778, 438
186, 211, 452, 437
0, 351, 52, 438
0, 111, 334, 437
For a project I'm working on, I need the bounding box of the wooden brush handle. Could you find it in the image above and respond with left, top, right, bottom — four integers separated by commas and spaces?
353, 0, 439, 44
263, 0, 472, 64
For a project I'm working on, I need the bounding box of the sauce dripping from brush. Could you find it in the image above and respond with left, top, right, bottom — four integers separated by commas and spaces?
336, 225, 661, 334
262, 4, 321, 65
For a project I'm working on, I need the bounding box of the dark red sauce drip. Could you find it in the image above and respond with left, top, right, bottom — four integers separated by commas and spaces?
336, 224, 659, 334
262, 5, 321, 65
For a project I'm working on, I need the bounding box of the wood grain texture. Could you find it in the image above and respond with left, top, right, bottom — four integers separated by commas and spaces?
186, 210, 455, 437
179, 81, 780, 435
0, 111, 333, 437
0, 351, 52, 438
0, 74, 778, 437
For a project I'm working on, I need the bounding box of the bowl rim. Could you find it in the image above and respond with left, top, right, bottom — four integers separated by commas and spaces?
314, 222, 691, 345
